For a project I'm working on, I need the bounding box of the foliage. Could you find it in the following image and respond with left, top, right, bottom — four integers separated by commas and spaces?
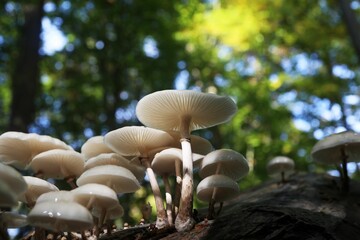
0, 0, 360, 229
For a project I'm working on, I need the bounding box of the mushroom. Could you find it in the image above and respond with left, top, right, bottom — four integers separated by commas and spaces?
104, 126, 174, 229
199, 149, 249, 181
76, 165, 141, 194
84, 153, 145, 181
0, 132, 32, 169
81, 136, 114, 160
152, 148, 204, 223
71, 183, 119, 237
0, 162, 27, 197
196, 174, 240, 219
18, 176, 59, 207
29, 149, 85, 188
311, 131, 360, 192
28, 201, 93, 233
136, 89, 237, 231
267, 156, 295, 183
92, 203, 124, 236
199, 149, 248, 219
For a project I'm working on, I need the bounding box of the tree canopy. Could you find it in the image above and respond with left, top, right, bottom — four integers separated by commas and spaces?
0, 0, 359, 221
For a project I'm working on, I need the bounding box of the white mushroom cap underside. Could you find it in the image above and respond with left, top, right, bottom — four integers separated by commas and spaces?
311, 131, 360, 164
136, 90, 238, 132
28, 201, 93, 232
196, 174, 240, 202
104, 126, 173, 156
200, 149, 249, 181
267, 156, 295, 176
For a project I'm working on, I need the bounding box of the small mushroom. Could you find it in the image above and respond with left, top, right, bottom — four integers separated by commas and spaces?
136, 90, 237, 231
0, 132, 32, 169
104, 126, 173, 229
76, 165, 141, 194
267, 156, 295, 183
311, 131, 360, 192
29, 149, 85, 188
200, 149, 249, 181
18, 176, 59, 207
84, 153, 145, 181
71, 183, 119, 237
81, 136, 114, 160
196, 174, 240, 219
28, 201, 93, 233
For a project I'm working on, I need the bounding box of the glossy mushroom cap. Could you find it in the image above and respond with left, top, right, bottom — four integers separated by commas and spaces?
28, 201, 93, 232
81, 136, 114, 159
311, 131, 360, 164
196, 174, 240, 202
200, 149, 249, 181
76, 165, 141, 194
19, 176, 59, 206
30, 149, 85, 179
267, 156, 295, 178
104, 126, 173, 157
36, 190, 75, 204
136, 90, 238, 133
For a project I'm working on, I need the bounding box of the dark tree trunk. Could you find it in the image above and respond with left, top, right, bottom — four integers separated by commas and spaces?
8, 2, 44, 132
101, 173, 360, 240
339, 0, 360, 63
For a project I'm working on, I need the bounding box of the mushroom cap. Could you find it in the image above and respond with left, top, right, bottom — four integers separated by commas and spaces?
19, 176, 59, 206
0, 212, 28, 228
36, 190, 75, 204
84, 153, 145, 181
76, 165, 141, 194
136, 90, 238, 133
0, 132, 32, 168
104, 126, 173, 157
167, 131, 214, 155
92, 202, 124, 221
71, 183, 119, 210
196, 174, 240, 202
311, 131, 360, 164
199, 149, 249, 181
267, 156, 295, 177
28, 201, 93, 232
151, 148, 204, 175
0, 162, 27, 196
30, 149, 85, 179
26, 133, 73, 156
81, 136, 114, 159
0, 181, 18, 207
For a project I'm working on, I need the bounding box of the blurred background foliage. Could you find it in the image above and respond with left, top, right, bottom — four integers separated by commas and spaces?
0, 0, 360, 227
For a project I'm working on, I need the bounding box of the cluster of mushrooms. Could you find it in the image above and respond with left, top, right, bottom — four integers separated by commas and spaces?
0, 89, 251, 239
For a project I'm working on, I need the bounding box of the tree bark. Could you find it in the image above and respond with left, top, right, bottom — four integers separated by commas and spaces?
339, 0, 360, 63
8, 2, 44, 132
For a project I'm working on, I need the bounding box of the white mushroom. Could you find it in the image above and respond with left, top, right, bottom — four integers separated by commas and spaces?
267, 156, 295, 183
136, 89, 237, 231
104, 126, 173, 229
81, 136, 114, 159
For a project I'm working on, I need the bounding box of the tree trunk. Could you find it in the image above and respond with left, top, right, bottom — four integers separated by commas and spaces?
339, 0, 360, 63
101, 173, 360, 240
8, 2, 44, 132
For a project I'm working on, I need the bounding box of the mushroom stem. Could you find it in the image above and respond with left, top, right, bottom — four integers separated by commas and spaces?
281, 171, 285, 183
65, 176, 77, 189
207, 187, 219, 220
175, 137, 196, 232
216, 202, 224, 217
163, 175, 174, 225
174, 179, 181, 217
340, 147, 349, 193
140, 157, 169, 229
